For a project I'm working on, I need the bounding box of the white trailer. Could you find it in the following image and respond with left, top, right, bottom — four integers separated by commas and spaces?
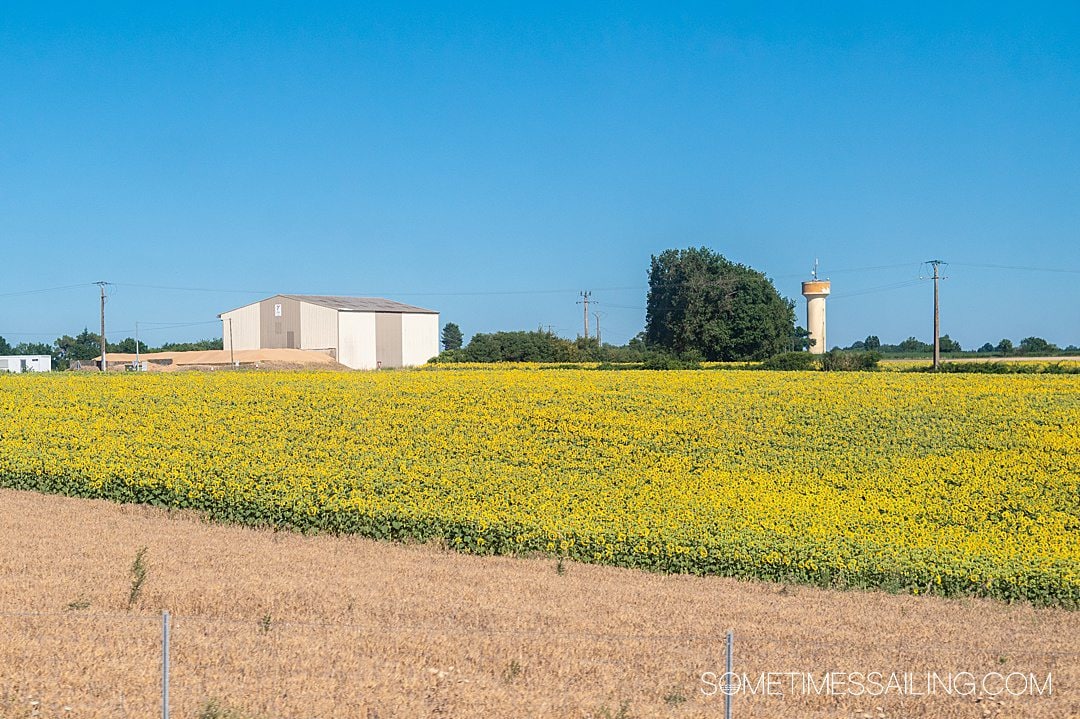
0, 355, 52, 373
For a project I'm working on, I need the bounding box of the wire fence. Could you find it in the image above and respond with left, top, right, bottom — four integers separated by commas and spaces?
0, 610, 1074, 718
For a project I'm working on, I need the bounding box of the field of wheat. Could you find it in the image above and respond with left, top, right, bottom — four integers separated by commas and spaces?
0, 368, 1077, 606
3, 488, 1077, 718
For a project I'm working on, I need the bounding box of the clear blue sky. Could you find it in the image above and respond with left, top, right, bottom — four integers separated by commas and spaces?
3, 2, 1079, 349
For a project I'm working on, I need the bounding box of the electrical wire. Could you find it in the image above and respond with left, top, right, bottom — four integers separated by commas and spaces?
829, 280, 924, 300
0, 283, 92, 298
110, 283, 647, 297
4, 260, 1077, 347
111, 282, 273, 295
110, 320, 221, 335
0, 330, 68, 337
819, 261, 924, 274
951, 262, 1080, 274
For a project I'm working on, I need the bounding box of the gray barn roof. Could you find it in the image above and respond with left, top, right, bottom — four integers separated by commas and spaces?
280, 295, 438, 314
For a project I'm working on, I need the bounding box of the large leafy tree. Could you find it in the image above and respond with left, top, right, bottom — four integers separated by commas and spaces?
54, 329, 102, 365
939, 335, 962, 353
459, 330, 575, 362
1019, 336, 1055, 354
645, 247, 796, 361
13, 341, 53, 356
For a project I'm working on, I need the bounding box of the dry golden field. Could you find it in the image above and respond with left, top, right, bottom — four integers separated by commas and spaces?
0, 489, 1076, 719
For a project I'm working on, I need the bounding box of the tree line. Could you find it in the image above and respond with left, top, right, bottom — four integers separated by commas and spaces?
0, 329, 222, 370
436, 247, 804, 364
8, 247, 1074, 370
842, 335, 1077, 356
436, 246, 1076, 365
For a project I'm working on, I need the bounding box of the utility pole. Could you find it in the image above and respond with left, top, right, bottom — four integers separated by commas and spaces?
593, 312, 602, 346
94, 281, 110, 372
228, 318, 235, 367
135, 321, 141, 368
926, 260, 945, 370
577, 291, 591, 340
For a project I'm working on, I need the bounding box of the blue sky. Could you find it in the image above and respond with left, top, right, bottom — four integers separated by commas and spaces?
2, 3, 1078, 349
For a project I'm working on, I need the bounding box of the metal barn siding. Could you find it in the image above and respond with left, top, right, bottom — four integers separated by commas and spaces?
300, 301, 339, 356
259, 296, 302, 349
221, 302, 261, 352
401, 313, 440, 366
337, 312, 377, 369
374, 313, 404, 368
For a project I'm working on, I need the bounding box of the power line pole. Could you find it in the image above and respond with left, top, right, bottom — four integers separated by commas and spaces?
593, 312, 602, 346
228, 317, 235, 367
926, 260, 945, 370
577, 291, 591, 340
94, 281, 110, 372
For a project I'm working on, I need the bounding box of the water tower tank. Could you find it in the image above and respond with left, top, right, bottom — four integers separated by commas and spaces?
801, 279, 831, 354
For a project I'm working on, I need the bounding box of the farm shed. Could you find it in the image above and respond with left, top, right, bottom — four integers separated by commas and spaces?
0, 355, 51, 373
219, 295, 439, 370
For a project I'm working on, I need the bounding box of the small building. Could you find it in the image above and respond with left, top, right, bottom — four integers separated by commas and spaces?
219, 295, 439, 370
0, 355, 52, 373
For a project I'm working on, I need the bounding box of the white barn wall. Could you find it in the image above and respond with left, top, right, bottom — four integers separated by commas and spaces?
300, 302, 338, 355
401, 313, 440, 366
337, 312, 377, 370
221, 302, 260, 351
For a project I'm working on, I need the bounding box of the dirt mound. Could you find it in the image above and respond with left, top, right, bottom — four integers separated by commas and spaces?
95, 348, 348, 371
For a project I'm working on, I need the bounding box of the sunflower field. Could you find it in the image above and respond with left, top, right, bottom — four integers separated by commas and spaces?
0, 368, 1077, 606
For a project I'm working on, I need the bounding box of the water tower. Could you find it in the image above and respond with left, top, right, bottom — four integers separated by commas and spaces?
801, 261, 831, 354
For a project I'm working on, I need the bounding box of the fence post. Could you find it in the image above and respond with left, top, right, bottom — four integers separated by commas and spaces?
162, 611, 171, 719
725, 630, 733, 719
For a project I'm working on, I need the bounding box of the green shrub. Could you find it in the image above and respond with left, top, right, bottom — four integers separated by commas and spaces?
820, 350, 881, 372
906, 361, 1080, 375
127, 547, 148, 610
761, 352, 816, 371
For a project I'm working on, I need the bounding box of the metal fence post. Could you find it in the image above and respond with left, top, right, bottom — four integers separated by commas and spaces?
162, 611, 171, 719
725, 630, 733, 719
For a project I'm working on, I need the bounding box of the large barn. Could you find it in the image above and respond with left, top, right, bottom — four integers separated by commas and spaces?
219, 295, 439, 370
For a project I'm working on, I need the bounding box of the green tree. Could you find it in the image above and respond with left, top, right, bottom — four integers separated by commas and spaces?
864, 335, 881, 350
939, 335, 962, 353
108, 337, 140, 354
898, 336, 926, 352
13, 341, 53, 356
1019, 336, 1054, 354
627, 332, 648, 354
996, 338, 1014, 355
977, 342, 995, 353
441, 322, 464, 351
54, 328, 102, 367
644, 247, 795, 361
791, 326, 811, 351
444, 330, 578, 363
0, 336, 12, 355
156, 338, 223, 352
